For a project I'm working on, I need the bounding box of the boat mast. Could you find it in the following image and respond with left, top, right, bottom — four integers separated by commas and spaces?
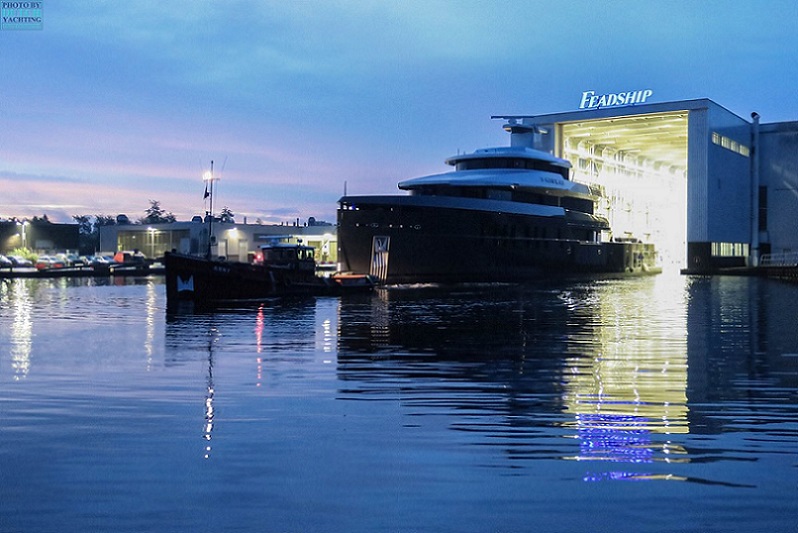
204, 160, 216, 259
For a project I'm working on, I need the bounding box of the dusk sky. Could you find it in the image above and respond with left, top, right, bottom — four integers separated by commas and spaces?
2, 1, 797, 224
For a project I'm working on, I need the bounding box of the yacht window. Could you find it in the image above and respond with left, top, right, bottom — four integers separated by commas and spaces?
454, 157, 570, 180
486, 189, 512, 201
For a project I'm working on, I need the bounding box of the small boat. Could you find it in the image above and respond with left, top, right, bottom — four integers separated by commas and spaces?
165, 240, 376, 309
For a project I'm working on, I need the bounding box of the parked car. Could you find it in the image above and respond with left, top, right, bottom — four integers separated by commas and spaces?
113, 250, 147, 264
35, 256, 66, 270
8, 255, 33, 267
56, 253, 80, 266
35, 256, 53, 269
0, 254, 12, 267
84, 255, 116, 268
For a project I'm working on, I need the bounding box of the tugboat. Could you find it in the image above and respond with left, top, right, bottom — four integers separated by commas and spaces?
337, 121, 659, 284
165, 239, 376, 309
166, 160, 375, 309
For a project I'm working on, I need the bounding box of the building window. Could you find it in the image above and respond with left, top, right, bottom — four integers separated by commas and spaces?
711, 242, 749, 257
711, 132, 750, 158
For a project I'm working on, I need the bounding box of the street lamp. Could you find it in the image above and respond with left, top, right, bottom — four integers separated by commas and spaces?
17, 220, 28, 250
147, 227, 157, 258
203, 161, 220, 258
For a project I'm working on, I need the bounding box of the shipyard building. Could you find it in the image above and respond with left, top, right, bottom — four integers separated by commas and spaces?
503, 97, 797, 272
96, 97, 796, 275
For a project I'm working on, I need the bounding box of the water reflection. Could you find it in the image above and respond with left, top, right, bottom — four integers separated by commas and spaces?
0, 276, 167, 379
5, 280, 33, 380
204, 328, 216, 460
144, 281, 158, 370
560, 273, 690, 480
334, 276, 797, 486
2, 274, 795, 531
164, 297, 323, 460
163, 310, 221, 459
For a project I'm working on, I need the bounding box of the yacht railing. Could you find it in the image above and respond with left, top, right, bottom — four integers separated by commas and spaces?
759, 252, 798, 267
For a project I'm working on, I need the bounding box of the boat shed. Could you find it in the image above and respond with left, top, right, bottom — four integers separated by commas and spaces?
502, 98, 798, 273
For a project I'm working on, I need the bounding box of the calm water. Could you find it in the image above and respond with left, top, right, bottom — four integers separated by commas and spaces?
0, 274, 796, 532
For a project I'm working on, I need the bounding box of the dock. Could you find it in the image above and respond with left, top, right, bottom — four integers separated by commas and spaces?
681, 252, 798, 283
0, 264, 164, 279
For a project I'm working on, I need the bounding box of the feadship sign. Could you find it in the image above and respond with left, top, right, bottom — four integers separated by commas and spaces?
579, 89, 653, 109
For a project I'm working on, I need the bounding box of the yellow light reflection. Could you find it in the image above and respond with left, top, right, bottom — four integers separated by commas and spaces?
560, 275, 690, 480
202, 327, 218, 459
144, 280, 157, 370
10, 280, 33, 380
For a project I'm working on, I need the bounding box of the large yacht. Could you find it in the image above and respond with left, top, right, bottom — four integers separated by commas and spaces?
337, 122, 659, 284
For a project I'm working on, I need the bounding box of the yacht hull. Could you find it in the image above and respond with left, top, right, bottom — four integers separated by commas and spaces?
337, 196, 659, 284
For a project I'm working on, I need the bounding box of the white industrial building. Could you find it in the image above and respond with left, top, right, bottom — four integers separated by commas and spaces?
99, 220, 338, 267
501, 97, 798, 272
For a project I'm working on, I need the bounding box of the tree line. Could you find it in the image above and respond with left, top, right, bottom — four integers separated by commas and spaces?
71, 200, 235, 253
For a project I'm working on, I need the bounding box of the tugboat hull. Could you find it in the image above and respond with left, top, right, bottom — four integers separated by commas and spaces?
165, 252, 375, 309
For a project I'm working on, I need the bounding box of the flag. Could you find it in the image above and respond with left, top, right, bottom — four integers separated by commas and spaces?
204, 183, 209, 199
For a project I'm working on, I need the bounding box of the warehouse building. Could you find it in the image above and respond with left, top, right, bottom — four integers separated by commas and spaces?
99, 219, 337, 267
501, 96, 798, 272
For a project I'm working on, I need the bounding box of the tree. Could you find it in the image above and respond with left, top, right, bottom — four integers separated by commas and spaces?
96, 215, 117, 227
71, 214, 119, 254
140, 200, 176, 224
73, 215, 93, 235
141, 200, 164, 224
72, 214, 98, 254
220, 206, 235, 223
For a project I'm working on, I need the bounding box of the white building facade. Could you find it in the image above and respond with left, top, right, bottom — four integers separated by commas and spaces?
99, 220, 338, 267
504, 98, 797, 272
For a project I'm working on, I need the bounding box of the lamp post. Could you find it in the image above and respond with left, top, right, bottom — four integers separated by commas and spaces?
147, 227, 157, 258
203, 161, 219, 259
17, 220, 27, 250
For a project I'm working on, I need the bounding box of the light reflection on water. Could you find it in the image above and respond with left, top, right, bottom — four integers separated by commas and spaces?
560, 272, 690, 482
0, 274, 796, 532
333, 274, 694, 483
9, 279, 33, 380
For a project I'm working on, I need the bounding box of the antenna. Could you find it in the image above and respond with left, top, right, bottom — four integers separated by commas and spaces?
204, 160, 217, 259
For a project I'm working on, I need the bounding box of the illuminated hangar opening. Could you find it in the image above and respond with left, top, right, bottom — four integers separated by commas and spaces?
560, 113, 688, 269
515, 98, 776, 275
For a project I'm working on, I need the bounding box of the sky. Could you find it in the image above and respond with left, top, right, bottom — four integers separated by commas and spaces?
2, 0, 797, 224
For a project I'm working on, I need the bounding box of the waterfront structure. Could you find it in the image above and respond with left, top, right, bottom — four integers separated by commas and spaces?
6, 99, 795, 277
0, 220, 79, 255
506, 98, 797, 272
99, 219, 337, 265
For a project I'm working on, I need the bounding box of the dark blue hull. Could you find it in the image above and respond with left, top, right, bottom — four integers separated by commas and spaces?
337, 196, 660, 284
